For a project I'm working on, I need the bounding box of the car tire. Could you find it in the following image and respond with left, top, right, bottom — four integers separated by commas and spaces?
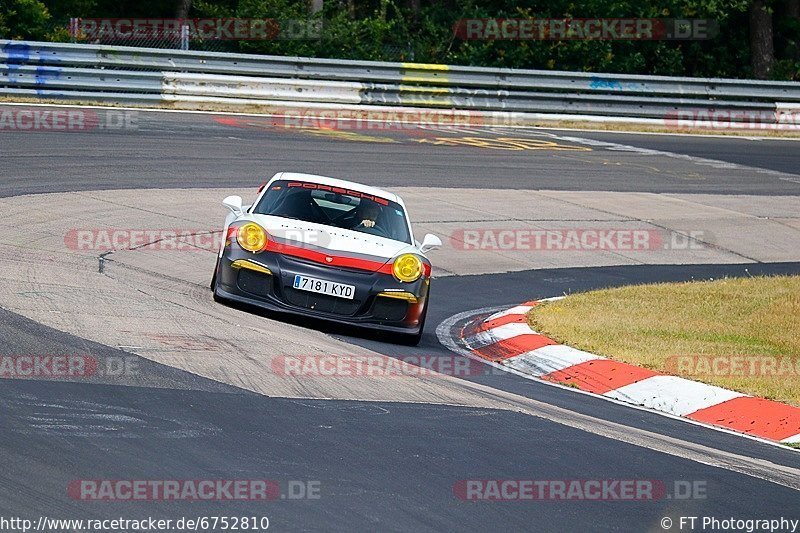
212, 287, 225, 303
211, 260, 226, 303
395, 302, 427, 346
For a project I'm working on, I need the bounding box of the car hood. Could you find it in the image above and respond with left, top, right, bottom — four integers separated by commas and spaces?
245, 214, 417, 271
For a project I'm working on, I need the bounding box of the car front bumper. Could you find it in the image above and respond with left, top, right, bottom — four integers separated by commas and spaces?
215, 248, 429, 334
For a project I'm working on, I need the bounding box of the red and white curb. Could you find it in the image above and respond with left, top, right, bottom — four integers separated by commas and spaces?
438, 298, 800, 445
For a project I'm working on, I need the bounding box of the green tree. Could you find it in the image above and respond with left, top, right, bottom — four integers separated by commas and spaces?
750, 0, 774, 78
3, 0, 797, 80
0, 0, 51, 40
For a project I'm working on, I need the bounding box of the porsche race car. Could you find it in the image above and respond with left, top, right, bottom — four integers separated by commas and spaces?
211, 172, 442, 345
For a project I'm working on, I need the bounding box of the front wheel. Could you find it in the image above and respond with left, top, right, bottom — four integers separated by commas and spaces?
211, 259, 225, 303
394, 303, 428, 346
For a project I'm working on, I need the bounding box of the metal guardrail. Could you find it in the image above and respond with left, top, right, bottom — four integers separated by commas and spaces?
2, 39, 799, 122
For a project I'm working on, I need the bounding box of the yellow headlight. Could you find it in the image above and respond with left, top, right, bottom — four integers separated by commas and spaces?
392, 254, 423, 283
236, 223, 268, 252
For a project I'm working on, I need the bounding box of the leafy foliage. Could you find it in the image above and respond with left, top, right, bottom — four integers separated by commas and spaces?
2, 0, 796, 80
0, 0, 51, 40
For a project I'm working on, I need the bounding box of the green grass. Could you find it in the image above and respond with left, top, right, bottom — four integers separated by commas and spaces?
528, 276, 800, 406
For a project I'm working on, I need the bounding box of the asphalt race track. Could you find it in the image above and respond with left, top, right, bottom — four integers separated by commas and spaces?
3, 109, 800, 196
0, 105, 799, 532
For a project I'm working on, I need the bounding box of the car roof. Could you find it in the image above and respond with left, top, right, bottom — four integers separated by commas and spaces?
268, 172, 404, 207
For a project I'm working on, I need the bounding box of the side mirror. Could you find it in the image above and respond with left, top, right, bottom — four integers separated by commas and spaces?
419, 233, 442, 253
222, 195, 243, 216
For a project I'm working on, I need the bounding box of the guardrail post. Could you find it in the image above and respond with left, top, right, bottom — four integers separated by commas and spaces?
69, 18, 79, 43
180, 24, 190, 51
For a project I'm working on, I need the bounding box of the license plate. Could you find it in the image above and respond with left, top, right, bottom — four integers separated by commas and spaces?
293, 275, 355, 300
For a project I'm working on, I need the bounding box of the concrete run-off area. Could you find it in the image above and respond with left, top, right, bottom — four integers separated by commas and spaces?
0, 186, 797, 399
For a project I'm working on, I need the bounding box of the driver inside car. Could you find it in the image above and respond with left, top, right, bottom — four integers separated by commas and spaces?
345, 200, 381, 231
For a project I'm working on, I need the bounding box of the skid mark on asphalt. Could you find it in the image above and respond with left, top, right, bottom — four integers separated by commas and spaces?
412, 136, 592, 151
292, 128, 400, 143
2, 394, 222, 438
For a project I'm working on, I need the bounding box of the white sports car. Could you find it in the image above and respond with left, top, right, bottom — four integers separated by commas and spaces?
211, 172, 442, 345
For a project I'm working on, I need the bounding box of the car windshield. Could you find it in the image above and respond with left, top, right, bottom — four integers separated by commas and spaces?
252, 180, 412, 244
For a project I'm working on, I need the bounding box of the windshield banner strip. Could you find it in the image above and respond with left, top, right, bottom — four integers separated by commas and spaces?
286, 181, 391, 206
